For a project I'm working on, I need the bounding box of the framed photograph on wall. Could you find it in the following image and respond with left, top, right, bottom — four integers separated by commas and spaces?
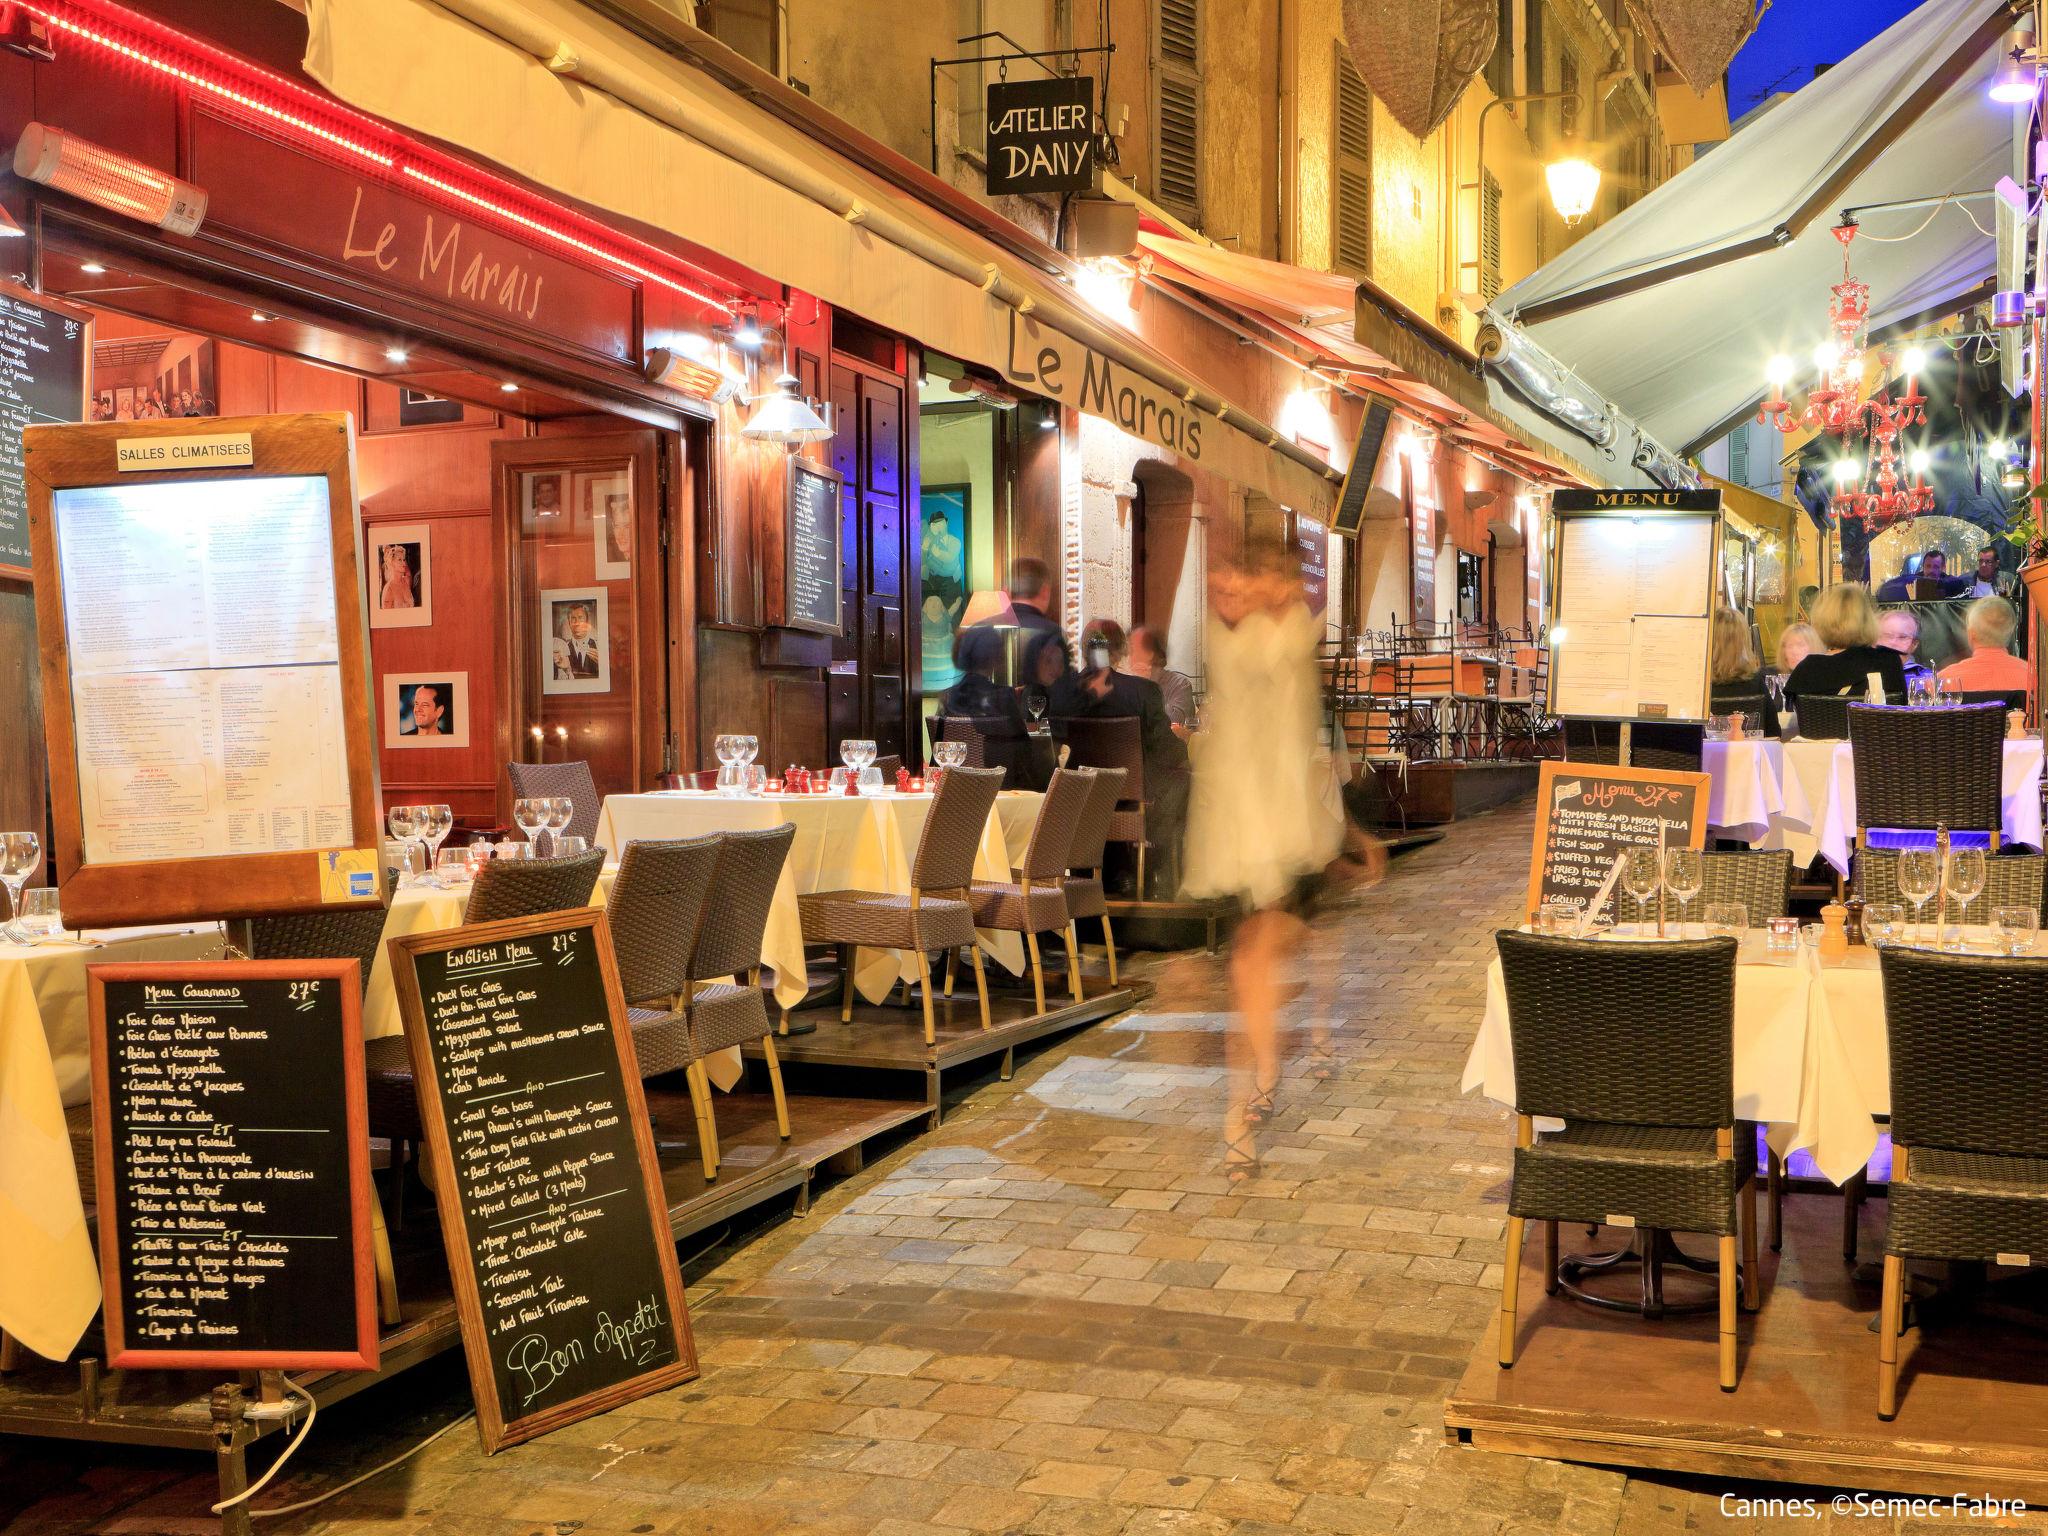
385, 673, 470, 748
583, 470, 631, 580
93, 332, 217, 420
367, 523, 431, 629
522, 470, 567, 526
359, 381, 499, 435
919, 484, 969, 692
397, 389, 466, 427
540, 588, 610, 695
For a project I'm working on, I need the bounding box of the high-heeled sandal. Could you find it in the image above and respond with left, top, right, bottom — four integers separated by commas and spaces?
1308, 1038, 1337, 1082
1223, 1128, 1260, 1183
1245, 1081, 1279, 1125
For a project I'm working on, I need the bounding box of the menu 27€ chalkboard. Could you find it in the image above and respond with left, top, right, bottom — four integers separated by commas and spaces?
785, 459, 844, 635
86, 959, 379, 1371
1525, 760, 1708, 920
389, 909, 696, 1453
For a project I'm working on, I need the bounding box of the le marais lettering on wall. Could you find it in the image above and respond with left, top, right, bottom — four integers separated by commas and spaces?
1003, 310, 1205, 462
342, 185, 548, 324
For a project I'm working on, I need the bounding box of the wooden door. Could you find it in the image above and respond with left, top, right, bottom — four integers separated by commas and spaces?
491, 432, 672, 818
826, 358, 913, 759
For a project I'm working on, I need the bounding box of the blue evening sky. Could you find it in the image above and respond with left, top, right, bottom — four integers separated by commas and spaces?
1726, 0, 1926, 118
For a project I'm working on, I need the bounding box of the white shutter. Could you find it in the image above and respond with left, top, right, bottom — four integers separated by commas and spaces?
1155, 0, 1201, 219
1334, 48, 1372, 278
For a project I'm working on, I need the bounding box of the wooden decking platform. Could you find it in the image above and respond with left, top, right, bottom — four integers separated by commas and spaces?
1444, 1190, 2048, 1501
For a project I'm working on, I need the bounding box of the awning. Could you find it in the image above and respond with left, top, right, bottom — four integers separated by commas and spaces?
301, 0, 1339, 518
1487, 0, 2017, 458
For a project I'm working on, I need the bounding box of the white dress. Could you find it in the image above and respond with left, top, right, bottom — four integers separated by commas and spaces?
1182, 601, 1345, 909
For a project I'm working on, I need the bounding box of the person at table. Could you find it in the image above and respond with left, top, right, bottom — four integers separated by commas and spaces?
1125, 623, 1197, 734
1708, 609, 1778, 737
1968, 546, 2018, 600
1061, 618, 1191, 868
1876, 547, 1963, 601
1774, 621, 1818, 676
1018, 627, 1078, 729
1938, 595, 2033, 703
1782, 584, 1907, 710
938, 625, 1051, 790
967, 556, 1062, 644
1877, 608, 1935, 695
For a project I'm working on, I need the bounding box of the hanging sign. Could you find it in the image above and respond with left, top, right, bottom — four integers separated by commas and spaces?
985, 76, 1096, 197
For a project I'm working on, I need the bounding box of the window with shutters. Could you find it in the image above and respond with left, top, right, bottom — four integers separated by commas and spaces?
1484, 0, 1515, 98
1730, 428, 1751, 485
696, 0, 778, 74
1524, 1, 1545, 102
1479, 168, 1503, 301
1154, 0, 1201, 220
1333, 47, 1373, 279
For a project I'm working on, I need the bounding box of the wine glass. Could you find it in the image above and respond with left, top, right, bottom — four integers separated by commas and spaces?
418, 804, 454, 886
715, 734, 743, 796
386, 805, 421, 884
1663, 848, 1703, 938
839, 739, 861, 779
1026, 693, 1048, 727
1621, 847, 1662, 935
512, 797, 548, 854
544, 797, 574, 855
1897, 849, 1939, 945
0, 832, 40, 942
1946, 845, 1987, 948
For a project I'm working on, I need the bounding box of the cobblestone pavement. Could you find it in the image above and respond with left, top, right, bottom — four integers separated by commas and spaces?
5, 803, 2043, 1534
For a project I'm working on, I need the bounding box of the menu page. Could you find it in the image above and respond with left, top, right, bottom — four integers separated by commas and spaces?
54, 476, 352, 862
1553, 515, 1714, 722
0, 287, 89, 570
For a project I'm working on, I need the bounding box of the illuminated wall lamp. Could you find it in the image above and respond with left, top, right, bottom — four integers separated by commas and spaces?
741, 373, 833, 446
13, 123, 206, 236
645, 335, 746, 404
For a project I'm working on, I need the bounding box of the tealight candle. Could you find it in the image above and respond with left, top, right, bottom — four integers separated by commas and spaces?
1765, 915, 1800, 954
909, 776, 925, 792
765, 778, 782, 794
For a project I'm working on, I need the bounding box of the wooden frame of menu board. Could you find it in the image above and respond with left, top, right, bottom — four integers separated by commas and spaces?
24, 412, 383, 927
0, 279, 93, 581
1524, 759, 1709, 921
85, 958, 378, 1372
784, 459, 845, 635
389, 907, 697, 1453
1546, 488, 1723, 725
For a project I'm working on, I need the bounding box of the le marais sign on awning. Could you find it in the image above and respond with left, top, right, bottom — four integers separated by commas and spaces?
985, 77, 1095, 197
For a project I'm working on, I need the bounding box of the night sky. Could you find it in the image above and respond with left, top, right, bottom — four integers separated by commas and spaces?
1726, 0, 1926, 119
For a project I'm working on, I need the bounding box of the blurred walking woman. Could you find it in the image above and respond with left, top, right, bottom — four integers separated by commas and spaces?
1183, 533, 1347, 1180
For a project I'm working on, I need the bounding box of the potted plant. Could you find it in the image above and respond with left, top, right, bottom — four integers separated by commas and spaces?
2002, 487, 2048, 612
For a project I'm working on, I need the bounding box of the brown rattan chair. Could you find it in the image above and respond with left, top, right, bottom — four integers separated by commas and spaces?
873, 755, 902, 782
1616, 849, 1794, 929
797, 767, 1003, 1043
506, 759, 602, 844
1059, 717, 1151, 894
1560, 719, 1704, 772
1848, 703, 2005, 849
1856, 849, 2044, 924
1791, 693, 1855, 740
1060, 766, 1127, 986
1874, 946, 2048, 1420
248, 907, 413, 1141
970, 767, 1097, 1014
1495, 929, 1757, 1392
462, 848, 604, 925
932, 716, 994, 769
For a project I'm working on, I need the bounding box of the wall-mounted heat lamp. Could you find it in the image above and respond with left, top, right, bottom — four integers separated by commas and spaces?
645, 332, 747, 403
13, 123, 206, 235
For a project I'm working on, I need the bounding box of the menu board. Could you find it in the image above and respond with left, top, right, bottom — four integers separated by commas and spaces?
0, 283, 90, 577
390, 910, 696, 1452
785, 460, 843, 634
86, 959, 377, 1371
1549, 491, 1720, 724
1525, 760, 1708, 918
1331, 398, 1394, 537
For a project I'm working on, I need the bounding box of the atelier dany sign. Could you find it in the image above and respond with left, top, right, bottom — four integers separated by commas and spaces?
985, 77, 1096, 196
115, 433, 254, 472
1525, 760, 1707, 920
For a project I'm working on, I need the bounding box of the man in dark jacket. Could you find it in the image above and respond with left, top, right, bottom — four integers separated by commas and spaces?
1058, 619, 1190, 895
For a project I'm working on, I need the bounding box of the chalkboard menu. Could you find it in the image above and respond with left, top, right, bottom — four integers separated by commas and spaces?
1, 281, 91, 578
1525, 760, 1708, 919
86, 959, 378, 1371
390, 909, 695, 1452
785, 459, 843, 635
1331, 397, 1394, 537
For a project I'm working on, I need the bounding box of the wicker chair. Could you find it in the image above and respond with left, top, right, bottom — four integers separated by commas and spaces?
1953, 688, 2028, 714
1875, 947, 2048, 1420
874, 755, 902, 782
970, 767, 1097, 1014
1792, 694, 1855, 740
1615, 849, 1795, 929
463, 848, 604, 925
506, 760, 601, 844
1856, 849, 2045, 924
1560, 720, 1704, 773
931, 716, 994, 769
1060, 717, 1152, 895
1060, 767, 1127, 986
1847, 704, 2005, 852
797, 767, 1003, 1042
1495, 930, 1757, 1392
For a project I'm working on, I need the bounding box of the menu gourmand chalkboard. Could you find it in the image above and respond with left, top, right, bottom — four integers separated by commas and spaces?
1525, 759, 1708, 919
785, 459, 843, 635
389, 909, 695, 1452
85, 959, 378, 1371
0, 281, 91, 578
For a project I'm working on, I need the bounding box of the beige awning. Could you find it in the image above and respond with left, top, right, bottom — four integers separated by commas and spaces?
301, 0, 1339, 518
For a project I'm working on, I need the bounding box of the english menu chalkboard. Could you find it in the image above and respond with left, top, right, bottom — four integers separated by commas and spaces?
0, 281, 91, 577
1525, 760, 1708, 919
390, 909, 695, 1452
786, 460, 843, 634
86, 959, 378, 1371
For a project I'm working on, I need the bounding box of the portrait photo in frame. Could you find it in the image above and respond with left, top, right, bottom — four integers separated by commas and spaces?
385, 673, 470, 748
368, 523, 431, 629
584, 470, 632, 580
541, 588, 611, 695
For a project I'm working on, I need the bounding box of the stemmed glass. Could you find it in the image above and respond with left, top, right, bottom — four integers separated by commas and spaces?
415, 804, 454, 886
736, 735, 760, 795
545, 797, 574, 855
0, 832, 40, 942
1663, 847, 1703, 938
513, 797, 549, 855
716, 735, 744, 796
1897, 849, 1939, 945
387, 804, 422, 885
1026, 693, 1048, 728
1946, 845, 1987, 949
1621, 847, 1663, 936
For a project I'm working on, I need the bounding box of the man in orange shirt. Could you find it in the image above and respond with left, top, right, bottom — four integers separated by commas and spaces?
1937, 596, 2033, 702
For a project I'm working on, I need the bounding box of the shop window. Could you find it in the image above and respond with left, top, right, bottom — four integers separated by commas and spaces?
1456, 550, 1485, 624
1154, 0, 1202, 220
1334, 47, 1372, 280
1479, 168, 1503, 302
919, 482, 973, 693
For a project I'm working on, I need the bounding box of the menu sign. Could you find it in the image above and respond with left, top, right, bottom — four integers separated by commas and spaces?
785, 460, 844, 635
0, 282, 90, 577
1525, 760, 1708, 919
390, 910, 695, 1452
86, 959, 377, 1371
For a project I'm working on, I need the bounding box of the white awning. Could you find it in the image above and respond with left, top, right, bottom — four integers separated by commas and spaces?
1487, 0, 2018, 457
301, 0, 1340, 518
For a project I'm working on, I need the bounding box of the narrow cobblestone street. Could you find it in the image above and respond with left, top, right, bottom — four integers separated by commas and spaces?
6, 803, 2042, 1535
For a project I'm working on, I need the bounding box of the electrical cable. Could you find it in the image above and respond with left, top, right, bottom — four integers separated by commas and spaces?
210, 1379, 316, 1515
1856, 202, 1950, 242
242, 1407, 477, 1521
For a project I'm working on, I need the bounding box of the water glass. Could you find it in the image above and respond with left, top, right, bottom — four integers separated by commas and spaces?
435, 847, 473, 884
0, 831, 39, 941
494, 838, 529, 861
16, 887, 60, 939
545, 797, 574, 854
1863, 903, 1905, 946
1703, 714, 1729, 742
1702, 901, 1746, 939
744, 764, 766, 796
512, 797, 548, 850
554, 835, 589, 858
1994, 905, 2038, 955
828, 766, 850, 793
1534, 900, 1575, 936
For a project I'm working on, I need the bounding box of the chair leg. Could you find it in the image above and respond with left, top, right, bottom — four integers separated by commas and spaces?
915, 949, 937, 1046
1101, 915, 1118, 985
968, 943, 991, 1030
839, 944, 855, 1023
1499, 1215, 1525, 1367
1025, 929, 1046, 1014
1718, 1234, 1739, 1393
684, 1060, 719, 1180
1842, 1169, 1866, 1263
1768, 1148, 1784, 1252
760, 1033, 791, 1139
1137, 843, 1148, 901
1064, 922, 1086, 1004
944, 948, 957, 998
1741, 1176, 1761, 1312
1542, 1220, 1558, 1296
1878, 1252, 1904, 1420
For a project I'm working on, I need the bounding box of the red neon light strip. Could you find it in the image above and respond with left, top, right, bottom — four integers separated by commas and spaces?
19, 0, 738, 315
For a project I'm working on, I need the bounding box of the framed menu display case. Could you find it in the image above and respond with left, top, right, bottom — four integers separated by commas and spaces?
25, 412, 383, 926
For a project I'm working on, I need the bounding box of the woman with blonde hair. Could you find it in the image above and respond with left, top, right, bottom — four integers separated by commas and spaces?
1708, 609, 1775, 737
1782, 584, 1906, 711
1775, 622, 1818, 675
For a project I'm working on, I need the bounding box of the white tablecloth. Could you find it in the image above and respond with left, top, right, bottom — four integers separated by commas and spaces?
1464, 932, 1913, 1188
1703, 737, 2045, 874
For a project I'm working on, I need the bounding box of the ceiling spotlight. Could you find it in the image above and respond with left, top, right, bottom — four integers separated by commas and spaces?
384, 346, 408, 364
1901, 345, 1927, 375
79, 260, 105, 275
1038, 412, 1058, 430
500, 381, 519, 393
249, 310, 271, 323
1991, 44, 2036, 105
732, 314, 764, 350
